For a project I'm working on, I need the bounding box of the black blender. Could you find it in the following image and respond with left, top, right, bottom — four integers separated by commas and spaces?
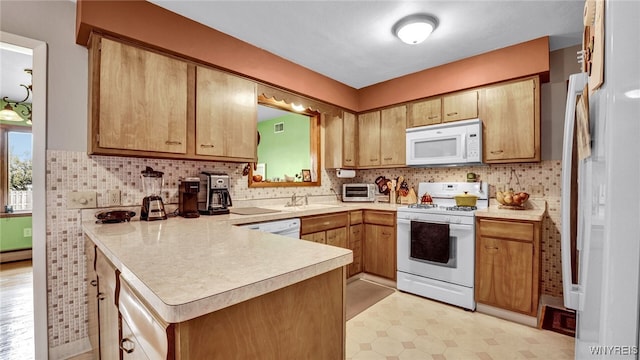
140, 166, 167, 221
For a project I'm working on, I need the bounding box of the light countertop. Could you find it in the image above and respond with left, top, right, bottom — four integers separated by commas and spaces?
83, 216, 353, 323
83, 199, 544, 324
475, 199, 547, 222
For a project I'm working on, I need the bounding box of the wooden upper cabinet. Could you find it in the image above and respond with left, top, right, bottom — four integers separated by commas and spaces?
357, 111, 381, 167
442, 90, 478, 123
407, 97, 442, 128
480, 77, 540, 163
196, 66, 257, 160
342, 111, 357, 168
94, 37, 188, 154
380, 105, 406, 166
324, 111, 357, 169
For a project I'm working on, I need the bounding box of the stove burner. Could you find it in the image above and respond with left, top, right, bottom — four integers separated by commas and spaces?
444, 206, 477, 211
408, 203, 439, 209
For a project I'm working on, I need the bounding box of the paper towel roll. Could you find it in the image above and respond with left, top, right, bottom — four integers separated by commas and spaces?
336, 169, 356, 178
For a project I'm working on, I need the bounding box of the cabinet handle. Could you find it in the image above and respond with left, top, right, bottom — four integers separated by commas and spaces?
90, 280, 97, 287
446, 112, 458, 116
383, 157, 392, 161
345, 158, 352, 162
369, 158, 378, 162
97, 292, 105, 301
120, 338, 136, 354
382, 231, 392, 236
353, 230, 360, 235
200, 144, 215, 148
427, 115, 438, 119
490, 150, 504, 154
165, 140, 182, 145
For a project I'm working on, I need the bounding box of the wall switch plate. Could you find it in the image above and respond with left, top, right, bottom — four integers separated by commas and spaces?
23, 228, 32, 237
67, 191, 97, 209
107, 189, 121, 206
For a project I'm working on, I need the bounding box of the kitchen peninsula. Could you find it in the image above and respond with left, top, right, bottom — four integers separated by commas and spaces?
83, 215, 352, 359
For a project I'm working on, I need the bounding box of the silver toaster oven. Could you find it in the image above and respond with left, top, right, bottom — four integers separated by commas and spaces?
342, 183, 376, 202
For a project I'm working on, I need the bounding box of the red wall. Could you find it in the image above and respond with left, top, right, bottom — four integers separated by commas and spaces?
76, 0, 549, 113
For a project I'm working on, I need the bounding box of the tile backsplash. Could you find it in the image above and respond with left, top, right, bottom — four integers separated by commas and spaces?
45, 150, 564, 349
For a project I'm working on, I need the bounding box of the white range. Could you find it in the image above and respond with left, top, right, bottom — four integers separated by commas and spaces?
396, 181, 488, 310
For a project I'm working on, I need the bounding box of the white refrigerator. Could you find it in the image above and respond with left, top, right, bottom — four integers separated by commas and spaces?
561, 0, 640, 358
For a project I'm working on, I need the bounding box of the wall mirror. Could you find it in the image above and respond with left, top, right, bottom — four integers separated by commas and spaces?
248, 95, 321, 188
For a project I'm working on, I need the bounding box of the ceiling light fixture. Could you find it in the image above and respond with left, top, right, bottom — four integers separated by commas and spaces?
0, 68, 33, 124
393, 14, 438, 45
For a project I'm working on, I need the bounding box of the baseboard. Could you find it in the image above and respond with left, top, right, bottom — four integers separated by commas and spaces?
49, 337, 92, 360
476, 303, 538, 328
0, 249, 32, 263
359, 273, 397, 289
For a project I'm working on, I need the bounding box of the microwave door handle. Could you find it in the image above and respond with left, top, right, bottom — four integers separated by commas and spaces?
460, 133, 467, 159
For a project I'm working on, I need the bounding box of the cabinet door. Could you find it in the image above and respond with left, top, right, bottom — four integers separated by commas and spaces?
324, 113, 343, 169
380, 105, 406, 166
481, 77, 539, 162
342, 111, 357, 168
442, 90, 478, 122
407, 97, 441, 127
348, 224, 363, 277
363, 224, 396, 280
97, 37, 188, 154
476, 237, 533, 314
95, 250, 120, 360
196, 66, 257, 159
326, 227, 347, 248
301, 232, 326, 243
84, 238, 99, 358
357, 111, 381, 167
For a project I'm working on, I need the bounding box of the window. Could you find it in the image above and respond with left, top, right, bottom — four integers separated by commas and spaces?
1, 125, 32, 213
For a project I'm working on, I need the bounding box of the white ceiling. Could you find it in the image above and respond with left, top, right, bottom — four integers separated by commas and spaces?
0, 1, 585, 101
149, 0, 585, 89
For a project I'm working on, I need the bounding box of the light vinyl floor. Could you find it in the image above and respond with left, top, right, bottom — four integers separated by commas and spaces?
346, 290, 575, 360
0, 260, 34, 360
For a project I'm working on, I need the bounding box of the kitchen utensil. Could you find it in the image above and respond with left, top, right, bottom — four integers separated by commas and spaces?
454, 191, 478, 207
95, 210, 136, 224
375, 176, 390, 194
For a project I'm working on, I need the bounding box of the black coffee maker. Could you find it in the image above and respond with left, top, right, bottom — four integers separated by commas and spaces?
198, 172, 232, 215
178, 177, 200, 218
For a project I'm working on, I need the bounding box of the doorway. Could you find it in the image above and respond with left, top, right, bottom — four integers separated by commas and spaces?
0, 31, 48, 359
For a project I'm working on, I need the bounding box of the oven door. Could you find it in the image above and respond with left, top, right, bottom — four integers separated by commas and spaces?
397, 217, 475, 287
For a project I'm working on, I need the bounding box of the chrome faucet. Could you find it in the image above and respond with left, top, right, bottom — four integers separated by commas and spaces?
286, 193, 303, 207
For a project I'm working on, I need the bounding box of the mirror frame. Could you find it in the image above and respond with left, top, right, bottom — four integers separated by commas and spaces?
248, 95, 321, 188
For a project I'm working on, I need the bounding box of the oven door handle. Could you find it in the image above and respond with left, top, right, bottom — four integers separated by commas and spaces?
397, 218, 472, 230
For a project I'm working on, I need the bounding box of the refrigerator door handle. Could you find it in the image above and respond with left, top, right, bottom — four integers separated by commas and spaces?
560, 72, 588, 311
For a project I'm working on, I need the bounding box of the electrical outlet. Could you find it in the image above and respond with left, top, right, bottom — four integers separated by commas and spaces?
23, 228, 32, 237
529, 185, 545, 197
107, 189, 121, 206
67, 191, 97, 209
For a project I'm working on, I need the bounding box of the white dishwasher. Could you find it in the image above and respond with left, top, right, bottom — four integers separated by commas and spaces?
239, 218, 301, 238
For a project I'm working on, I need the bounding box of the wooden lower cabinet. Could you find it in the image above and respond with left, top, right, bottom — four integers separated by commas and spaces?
475, 218, 541, 316
362, 210, 396, 280
84, 239, 99, 359
348, 211, 364, 277
122, 269, 345, 359
91, 243, 120, 359
300, 212, 348, 248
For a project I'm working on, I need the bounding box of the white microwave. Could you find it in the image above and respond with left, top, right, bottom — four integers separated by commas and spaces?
406, 118, 483, 167
342, 184, 376, 202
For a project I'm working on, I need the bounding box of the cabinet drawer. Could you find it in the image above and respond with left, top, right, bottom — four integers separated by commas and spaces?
119, 280, 170, 360
363, 211, 395, 227
350, 211, 363, 225
95, 249, 118, 294
301, 212, 348, 234
479, 219, 534, 242
121, 319, 151, 360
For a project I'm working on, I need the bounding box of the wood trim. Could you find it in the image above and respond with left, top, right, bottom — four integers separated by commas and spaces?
0, 125, 32, 214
